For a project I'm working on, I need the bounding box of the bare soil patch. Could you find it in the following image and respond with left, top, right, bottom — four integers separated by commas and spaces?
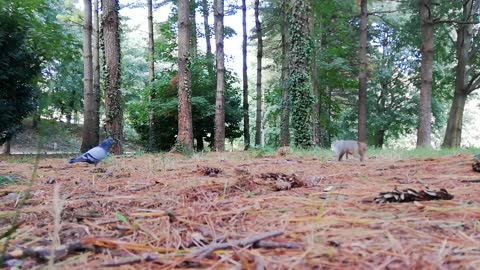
1, 152, 479, 269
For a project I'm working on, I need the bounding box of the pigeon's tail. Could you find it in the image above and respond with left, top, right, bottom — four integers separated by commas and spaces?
69, 156, 87, 164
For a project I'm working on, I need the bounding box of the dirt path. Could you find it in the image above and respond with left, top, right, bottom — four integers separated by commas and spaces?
1, 152, 479, 269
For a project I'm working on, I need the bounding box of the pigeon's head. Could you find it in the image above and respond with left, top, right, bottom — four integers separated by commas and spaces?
100, 137, 114, 151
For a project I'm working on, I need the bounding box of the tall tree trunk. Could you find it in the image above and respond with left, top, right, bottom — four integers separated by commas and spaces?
280, 0, 290, 147
81, 0, 95, 153
416, 0, 434, 148
213, 0, 225, 151
177, 0, 194, 153
311, 14, 320, 147
289, 0, 313, 148
442, 0, 478, 148
201, 0, 214, 76
254, 0, 263, 146
92, 0, 100, 145
242, 0, 250, 150
357, 0, 368, 143
102, 0, 123, 154
190, 0, 198, 57
147, 0, 155, 152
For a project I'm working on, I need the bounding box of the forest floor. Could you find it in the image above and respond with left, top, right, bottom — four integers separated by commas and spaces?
1, 150, 480, 269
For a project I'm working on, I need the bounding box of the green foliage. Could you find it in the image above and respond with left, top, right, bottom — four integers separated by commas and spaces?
127, 15, 242, 151
0, 7, 42, 144
288, 0, 314, 148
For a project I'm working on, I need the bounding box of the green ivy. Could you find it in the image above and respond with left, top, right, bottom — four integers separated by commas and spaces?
287, 0, 314, 148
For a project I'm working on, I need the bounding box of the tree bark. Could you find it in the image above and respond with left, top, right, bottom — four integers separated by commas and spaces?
92, 0, 100, 145
242, 0, 250, 150
81, 0, 96, 153
254, 0, 263, 146
147, 0, 155, 152
196, 134, 204, 151
374, 129, 385, 148
416, 0, 434, 148
442, 0, 479, 148
357, 0, 368, 143
289, 0, 312, 148
280, 0, 290, 147
201, 0, 214, 76
190, 0, 198, 57
2, 139, 11, 155
177, 0, 194, 153
311, 14, 320, 147
213, 0, 225, 151
102, 0, 123, 154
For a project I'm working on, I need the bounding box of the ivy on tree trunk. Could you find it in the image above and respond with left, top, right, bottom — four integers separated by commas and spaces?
288, 0, 313, 148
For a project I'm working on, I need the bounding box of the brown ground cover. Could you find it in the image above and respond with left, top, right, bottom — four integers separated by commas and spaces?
1, 152, 479, 269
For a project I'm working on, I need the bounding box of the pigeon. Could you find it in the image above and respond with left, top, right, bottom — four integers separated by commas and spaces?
69, 137, 114, 165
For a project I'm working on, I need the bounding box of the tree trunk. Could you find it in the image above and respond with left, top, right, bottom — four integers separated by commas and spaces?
190, 0, 197, 57
254, 0, 263, 146
311, 14, 320, 147
81, 0, 95, 153
2, 139, 11, 155
213, 0, 225, 151
374, 129, 385, 148
443, 92, 467, 147
280, 0, 290, 147
196, 135, 204, 151
102, 0, 123, 154
416, 0, 434, 148
242, 0, 250, 150
177, 0, 194, 153
92, 0, 101, 146
442, 0, 478, 148
201, 0, 214, 76
147, 0, 155, 152
357, 0, 368, 143
289, 0, 313, 148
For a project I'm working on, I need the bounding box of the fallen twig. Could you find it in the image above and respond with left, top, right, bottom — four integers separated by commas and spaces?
128, 181, 161, 192
461, 179, 480, 183
80, 237, 180, 253
3, 241, 95, 262
188, 230, 284, 259
101, 253, 157, 267
255, 240, 303, 250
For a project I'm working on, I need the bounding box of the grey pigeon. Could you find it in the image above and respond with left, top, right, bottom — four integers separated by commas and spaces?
69, 137, 114, 165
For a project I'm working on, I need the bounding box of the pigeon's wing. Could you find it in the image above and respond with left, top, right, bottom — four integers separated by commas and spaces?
84, 146, 107, 163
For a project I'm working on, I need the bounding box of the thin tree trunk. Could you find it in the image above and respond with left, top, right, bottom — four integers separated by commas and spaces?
177, 0, 194, 153
374, 129, 385, 148
442, 0, 478, 148
196, 134, 204, 151
416, 0, 434, 148
102, 0, 123, 154
2, 140, 11, 155
254, 0, 263, 146
81, 0, 95, 153
311, 15, 320, 147
280, 0, 290, 147
213, 0, 225, 151
242, 0, 250, 150
147, 0, 155, 152
201, 0, 214, 76
357, 0, 368, 143
92, 0, 100, 145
